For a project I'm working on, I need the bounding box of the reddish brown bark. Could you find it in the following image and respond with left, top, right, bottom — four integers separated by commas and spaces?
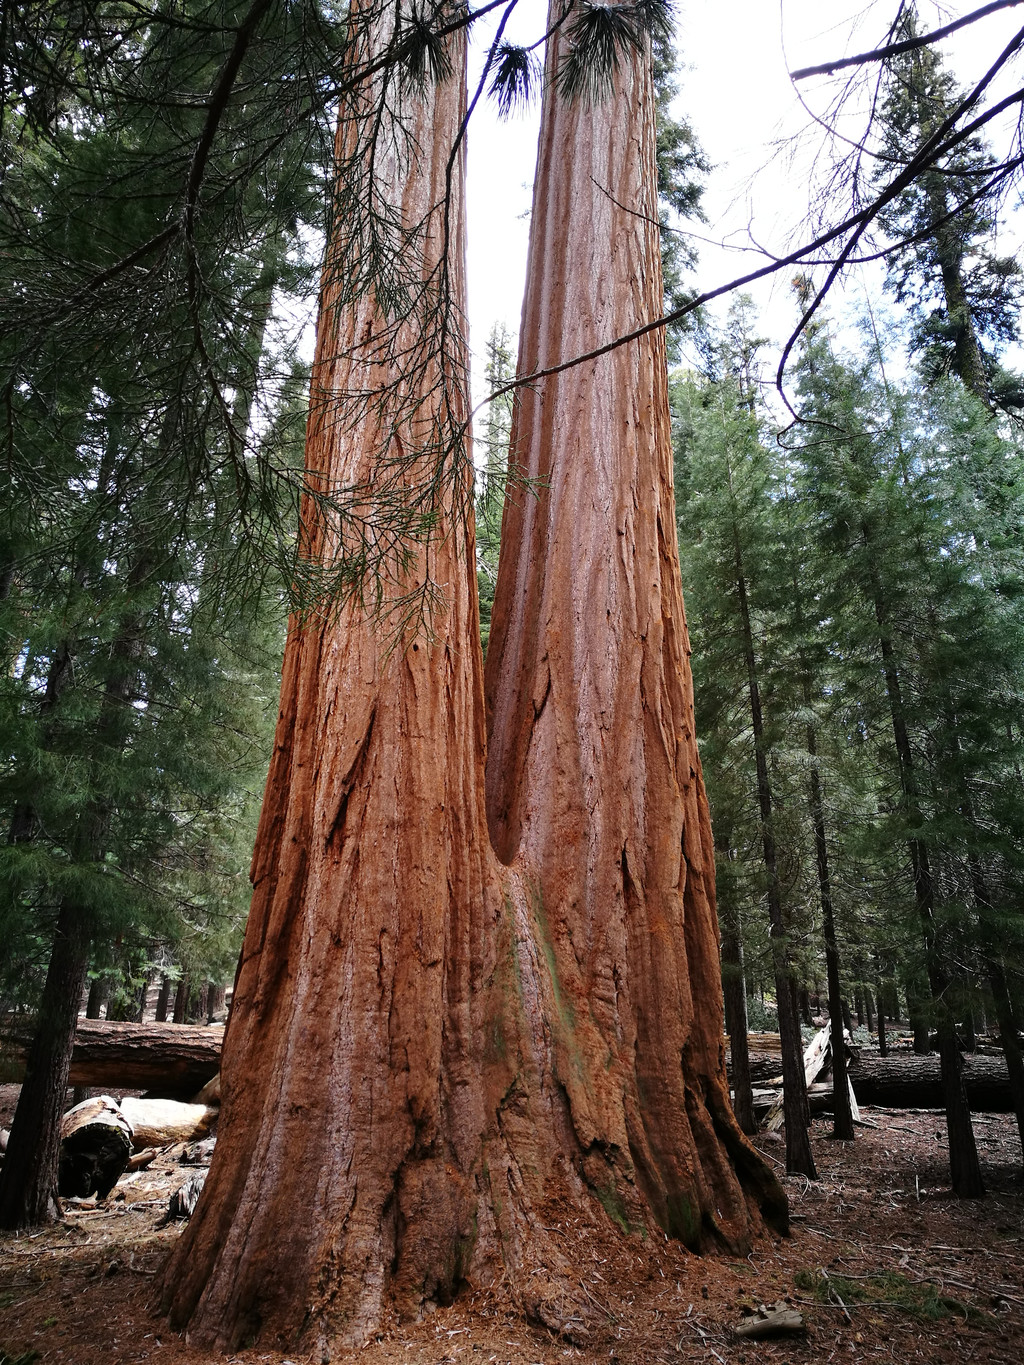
7, 1018, 222, 1094
159, 14, 784, 1355
485, 11, 786, 1235
160, 26, 506, 1350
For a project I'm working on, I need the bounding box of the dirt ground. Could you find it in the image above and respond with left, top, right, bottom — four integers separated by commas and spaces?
1, 1101, 1021, 1365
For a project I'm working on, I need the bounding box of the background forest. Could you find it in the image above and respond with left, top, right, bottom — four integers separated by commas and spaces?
2, 0, 1024, 1218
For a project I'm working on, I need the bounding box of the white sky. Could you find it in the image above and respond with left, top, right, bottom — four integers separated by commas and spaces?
464, 0, 1024, 393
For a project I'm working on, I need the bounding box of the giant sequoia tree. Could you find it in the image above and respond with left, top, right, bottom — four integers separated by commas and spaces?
161, 5, 785, 1351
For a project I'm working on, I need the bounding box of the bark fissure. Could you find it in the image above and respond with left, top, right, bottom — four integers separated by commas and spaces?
159, 11, 785, 1352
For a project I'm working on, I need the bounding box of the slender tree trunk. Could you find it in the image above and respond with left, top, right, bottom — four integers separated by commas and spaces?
883, 981, 898, 1023
155, 975, 172, 1023
876, 960, 889, 1058
186, 983, 208, 1025
962, 1007, 976, 1053
807, 727, 853, 1138
872, 586, 983, 1195
0, 897, 90, 1225
172, 977, 189, 1025
717, 840, 755, 1134
160, 13, 784, 1352
729, 561, 814, 1176
207, 983, 226, 1023
904, 968, 931, 1050
86, 977, 106, 1019
136, 974, 151, 1023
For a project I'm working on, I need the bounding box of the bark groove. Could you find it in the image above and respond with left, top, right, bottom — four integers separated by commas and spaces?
484, 11, 785, 1249
160, 14, 785, 1355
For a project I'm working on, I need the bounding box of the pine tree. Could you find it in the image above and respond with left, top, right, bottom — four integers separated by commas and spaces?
788, 305, 1021, 1194
0, 0, 324, 1226
476, 323, 515, 655
672, 320, 816, 1177
875, 5, 1023, 407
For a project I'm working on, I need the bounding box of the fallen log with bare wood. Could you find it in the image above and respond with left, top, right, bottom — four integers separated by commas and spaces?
737, 1026, 1014, 1122
849, 1053, 1012, 1111
59, 1095, 133, 1198
56, 1095, 218, 1201
728, 1032, 845, 1086
120, 1097, 217, 1148
6, 1019, 223, 1097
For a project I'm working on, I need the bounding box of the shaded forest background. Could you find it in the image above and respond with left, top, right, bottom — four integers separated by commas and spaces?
2, 0, 1024, 1210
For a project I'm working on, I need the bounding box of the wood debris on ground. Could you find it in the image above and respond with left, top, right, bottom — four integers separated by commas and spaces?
0, 1080, 1020, 1365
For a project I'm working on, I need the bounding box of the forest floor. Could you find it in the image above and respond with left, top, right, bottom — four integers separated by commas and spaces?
0, 1097, 1021, 1365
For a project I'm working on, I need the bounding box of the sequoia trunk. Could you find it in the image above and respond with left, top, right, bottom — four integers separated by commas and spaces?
484, 5, 786, 1241
160, 25, 513, 1348
160, 12, 784, 1354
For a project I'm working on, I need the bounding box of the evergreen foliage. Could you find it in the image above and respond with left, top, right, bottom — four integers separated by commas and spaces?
874, 5, 1024, 406
0, 1, 315, 1031
476, 323, 515, 656
672, 280, 1024, 1174
652, 29, 709, 362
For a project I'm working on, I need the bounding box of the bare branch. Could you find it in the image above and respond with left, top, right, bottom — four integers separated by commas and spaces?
481, 73, 1024, 415
791, 0, 1024, 82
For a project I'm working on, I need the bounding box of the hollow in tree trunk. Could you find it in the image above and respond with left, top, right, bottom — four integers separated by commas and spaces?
159, 14, 785, 1354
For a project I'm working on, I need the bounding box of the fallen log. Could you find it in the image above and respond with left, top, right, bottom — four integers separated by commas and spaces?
728, 1032, 842, 1086
6, 1019, 223, 1096
59, 1095, 133, 1199
736, 1055, 783, 1086
747, 1044, 1013, 1122
120, 1097, 217, 1149
849, 1053, 1012, 1111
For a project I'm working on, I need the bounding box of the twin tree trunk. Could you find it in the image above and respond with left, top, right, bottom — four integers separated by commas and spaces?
160, 14, 785, 1353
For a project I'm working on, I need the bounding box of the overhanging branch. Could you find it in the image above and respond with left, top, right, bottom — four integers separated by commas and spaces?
790, 0, 1024, 82
480, 74, 1024, 415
